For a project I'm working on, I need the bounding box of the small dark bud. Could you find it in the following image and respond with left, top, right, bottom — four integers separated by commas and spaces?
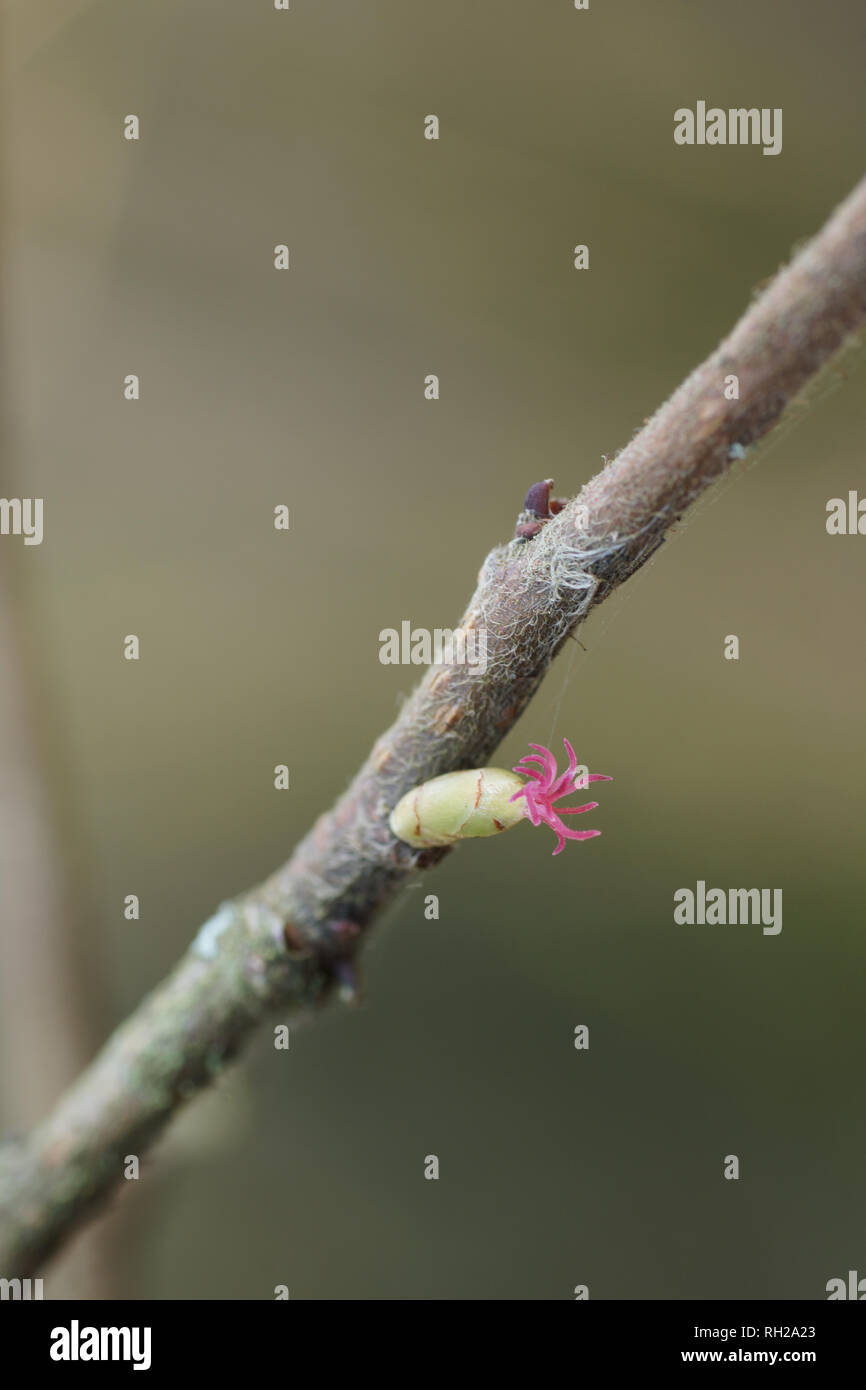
515, 478, 570, 541
523, 479, 555, 518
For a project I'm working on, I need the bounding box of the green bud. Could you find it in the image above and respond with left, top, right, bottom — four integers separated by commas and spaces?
389, 768, 527, 849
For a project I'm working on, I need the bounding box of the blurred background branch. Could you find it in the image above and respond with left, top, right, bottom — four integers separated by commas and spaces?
0, 549, 116, 1295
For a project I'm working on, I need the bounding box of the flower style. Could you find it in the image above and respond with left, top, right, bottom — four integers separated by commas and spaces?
510, 738, 612, 855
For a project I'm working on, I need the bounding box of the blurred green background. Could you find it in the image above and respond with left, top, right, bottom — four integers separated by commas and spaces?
2, 0, 865, 1299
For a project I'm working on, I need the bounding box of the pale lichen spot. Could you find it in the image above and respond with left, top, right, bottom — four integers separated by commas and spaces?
432, 702, 463, 734
372, 742, 392, 771
429, 668, 451, 693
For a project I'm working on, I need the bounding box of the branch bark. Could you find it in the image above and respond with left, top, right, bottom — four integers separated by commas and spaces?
2, 174, 865, 1277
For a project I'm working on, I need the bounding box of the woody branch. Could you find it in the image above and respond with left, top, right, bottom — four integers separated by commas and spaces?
1, 173, 865, 1275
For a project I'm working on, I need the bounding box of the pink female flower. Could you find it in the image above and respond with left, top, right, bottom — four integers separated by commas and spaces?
389, 738, 611, 857
509, 738, 612, 855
